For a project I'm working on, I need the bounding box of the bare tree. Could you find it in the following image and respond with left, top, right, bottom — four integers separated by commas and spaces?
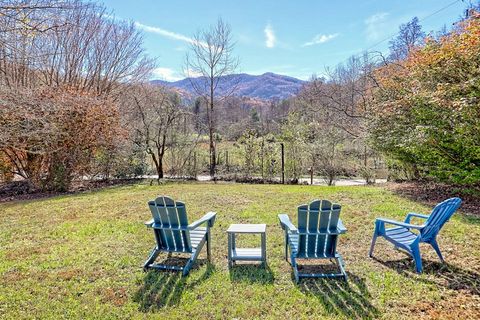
184, 18, 239, 178
0, 0, 73, 34
0, 0, 154, 96
388, 17, 425, 61
123, 85, 185, 181
299, 53, 376, 139
0, 0, 155, 189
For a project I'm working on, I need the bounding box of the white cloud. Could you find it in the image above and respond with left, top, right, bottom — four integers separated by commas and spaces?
264, 23, 276, 48
303, 33, 339, 47
152, 67, 183, 81
134, 22, 206, 46
182, 66, 204, 78
365, 12, 390, 41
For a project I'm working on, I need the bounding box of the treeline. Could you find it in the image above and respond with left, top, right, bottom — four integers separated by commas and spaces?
219, 7, 480, 185
1, 1, 479, 191
370, 11, 480, 184
0, 0, 155, 190
198, 7, 480, 185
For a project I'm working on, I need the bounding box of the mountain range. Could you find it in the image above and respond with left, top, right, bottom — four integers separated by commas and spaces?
151, 72, 305, 100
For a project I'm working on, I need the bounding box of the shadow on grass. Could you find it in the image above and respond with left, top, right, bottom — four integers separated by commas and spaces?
229, 263, 274, 284
133, 258, 214, 312
373, 257, 480, 296
386, 181, 480, 218
299, 272, 379, 319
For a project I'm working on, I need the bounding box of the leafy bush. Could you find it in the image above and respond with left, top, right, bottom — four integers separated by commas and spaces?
370, 13, 480, 184
359, 166, 376, 184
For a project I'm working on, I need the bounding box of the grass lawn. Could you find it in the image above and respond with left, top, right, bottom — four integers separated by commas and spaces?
0, 181, 479, 319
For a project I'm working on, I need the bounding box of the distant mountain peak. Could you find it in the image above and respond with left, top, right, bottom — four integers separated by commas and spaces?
151, 72, 305, 100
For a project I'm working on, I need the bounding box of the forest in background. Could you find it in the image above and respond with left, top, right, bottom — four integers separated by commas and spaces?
1, 0, 479, 192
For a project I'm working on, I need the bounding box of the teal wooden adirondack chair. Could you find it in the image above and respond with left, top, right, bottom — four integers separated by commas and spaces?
369, 197, 462, 273
144, 196, 217, 276
278, 199, 347, 282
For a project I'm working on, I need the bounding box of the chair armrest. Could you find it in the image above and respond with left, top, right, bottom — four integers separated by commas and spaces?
405, 212, 430, 223
376, 217, 425, 230
188, 211, 217, 230
337, 219, 347, 233
144, 219, 154, 227
278, 214, 298, 233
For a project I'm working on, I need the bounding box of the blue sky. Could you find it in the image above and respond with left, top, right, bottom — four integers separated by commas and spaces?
101, 0, 467, 81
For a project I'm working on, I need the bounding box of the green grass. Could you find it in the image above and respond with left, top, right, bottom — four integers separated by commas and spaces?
1, 182, 479, 319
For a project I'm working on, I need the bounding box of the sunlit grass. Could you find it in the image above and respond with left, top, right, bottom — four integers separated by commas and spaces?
0, 181, 479, 319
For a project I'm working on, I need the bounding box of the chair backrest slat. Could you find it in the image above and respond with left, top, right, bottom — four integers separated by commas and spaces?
148, 196, 192, 253
325, 232, 337, 256
297, 200, 342, 257
422, 197, 462, 241
165, 203, 185, 250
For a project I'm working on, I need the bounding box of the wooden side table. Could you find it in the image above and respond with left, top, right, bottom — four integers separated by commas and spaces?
227, 224, 266, 268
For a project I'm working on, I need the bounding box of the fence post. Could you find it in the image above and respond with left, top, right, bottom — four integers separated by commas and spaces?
193, 151, 197, 179
226, 150, 229, 173
261, 138, 265, 181
281, 143, 285, 184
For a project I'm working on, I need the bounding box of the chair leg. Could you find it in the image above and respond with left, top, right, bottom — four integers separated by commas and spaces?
285, 232, 289, 262
228, 232, 233, 268
337, 254, 347, 281
370, 220, 385, 258
291, 255, 299, 283
183, 258, 194, 276
144, 246, 160, 270
412, 246, 423, 273
206, 230, 211, 262
183, 235, 208, 276
430, 238, 444, 263
183, 247, 202, 276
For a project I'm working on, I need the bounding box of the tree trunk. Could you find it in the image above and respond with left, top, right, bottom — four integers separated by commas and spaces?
149, 151, 163, 182
158, 157, 164, 179
209, 124, 216, 178
209, 80, 216, 178
158, 138, 167, 180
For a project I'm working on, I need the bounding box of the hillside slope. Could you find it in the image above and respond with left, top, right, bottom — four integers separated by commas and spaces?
151, 72, 305, 100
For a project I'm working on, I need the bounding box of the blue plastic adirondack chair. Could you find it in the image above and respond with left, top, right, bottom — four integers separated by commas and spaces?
278, 199, 347, 282
144, 196, 217, 276
369, 197, 462, 273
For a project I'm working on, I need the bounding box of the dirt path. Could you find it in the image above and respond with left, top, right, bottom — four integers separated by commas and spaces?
189, 175, 387, 186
